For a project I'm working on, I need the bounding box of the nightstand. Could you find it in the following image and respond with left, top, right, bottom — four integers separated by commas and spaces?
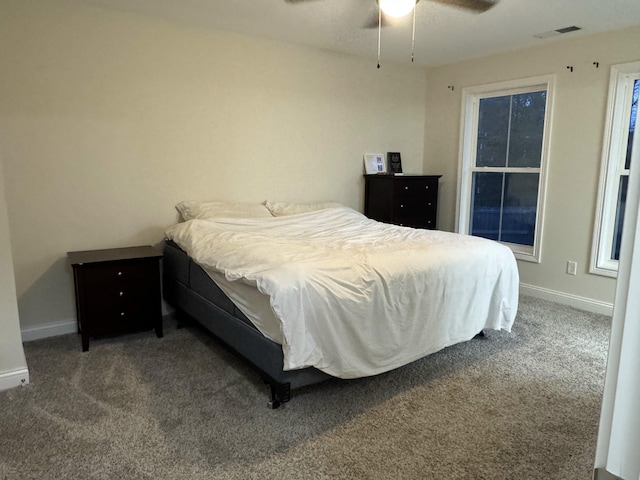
68, 245, 163, 352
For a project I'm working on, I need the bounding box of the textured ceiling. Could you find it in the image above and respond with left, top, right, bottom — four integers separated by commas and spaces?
82, 0, 640, 66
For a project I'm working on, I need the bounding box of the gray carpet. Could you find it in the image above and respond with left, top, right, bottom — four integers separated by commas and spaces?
0, 296, 610, 479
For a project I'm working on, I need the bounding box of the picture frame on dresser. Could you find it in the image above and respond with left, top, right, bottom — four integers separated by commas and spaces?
364, 153, 387, 175
387, 152, 402, 174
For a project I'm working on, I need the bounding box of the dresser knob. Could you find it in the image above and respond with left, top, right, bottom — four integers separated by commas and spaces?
119, 291, 124, 297
404, 186, 409, 190
428, 203, 432, 206
120, 312, 125, 316
400, 204, 404, 208
117, 271, 122, 276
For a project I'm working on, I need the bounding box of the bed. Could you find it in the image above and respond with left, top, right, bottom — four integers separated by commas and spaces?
163, 201, 519, 407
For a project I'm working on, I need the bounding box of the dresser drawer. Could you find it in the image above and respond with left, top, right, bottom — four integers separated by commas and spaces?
393, 179, 438, 201
394, 214, 437, 229
393, 199, 437, 216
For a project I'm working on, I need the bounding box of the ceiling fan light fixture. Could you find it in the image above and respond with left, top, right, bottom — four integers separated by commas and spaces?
379, 0, 417, 18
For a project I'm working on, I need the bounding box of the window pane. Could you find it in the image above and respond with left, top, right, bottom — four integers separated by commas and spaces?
508, 91, 546, 168
477, 97, 510, 167
501, 173, 539, 246
470, 172, 539, 246
625, 79, 639, 170
470, 172, 503, 240
612, 175, 629, 261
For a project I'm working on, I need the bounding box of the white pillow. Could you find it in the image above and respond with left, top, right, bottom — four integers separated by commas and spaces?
175, 201, 272, 221
265, 201, 343, 217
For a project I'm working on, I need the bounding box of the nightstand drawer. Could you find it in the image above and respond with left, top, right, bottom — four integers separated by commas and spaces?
83, 291, 159, 318
82, 261, 158, 308
81, 261, 157, 290
84, 301, 159, 337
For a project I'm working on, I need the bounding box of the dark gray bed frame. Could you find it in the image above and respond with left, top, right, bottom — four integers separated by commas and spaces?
162, 240, 331, 408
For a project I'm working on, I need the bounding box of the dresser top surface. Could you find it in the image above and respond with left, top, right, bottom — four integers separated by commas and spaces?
364, 174, 442, 180
67, 245, 162, 266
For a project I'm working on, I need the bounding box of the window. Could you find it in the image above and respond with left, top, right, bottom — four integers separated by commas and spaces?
591, 62, 640, 277
457, 75, 554, 262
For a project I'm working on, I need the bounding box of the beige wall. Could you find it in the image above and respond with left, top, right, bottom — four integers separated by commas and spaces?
2, 0, 636, 332
0, 153, 29, 386
424, 26, 640, 305
0, 0, 428, 330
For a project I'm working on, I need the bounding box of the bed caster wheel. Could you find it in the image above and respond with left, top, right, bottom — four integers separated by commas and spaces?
475, 330, 489, 338
268, 399, 282, 409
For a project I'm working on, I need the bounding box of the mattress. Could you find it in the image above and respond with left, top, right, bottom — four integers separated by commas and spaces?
165, 207, 519, 379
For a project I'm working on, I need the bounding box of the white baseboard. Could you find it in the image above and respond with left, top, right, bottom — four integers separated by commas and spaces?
520, 283, 614, 316
0, 368, 30, 391
594, 468, 623, 480
21, 320, 77, 342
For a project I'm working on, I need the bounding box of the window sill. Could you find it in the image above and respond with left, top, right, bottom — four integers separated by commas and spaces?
589, 263, 618, 278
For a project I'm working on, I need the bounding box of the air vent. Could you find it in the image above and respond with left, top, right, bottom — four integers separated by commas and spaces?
533, 26, 582, 39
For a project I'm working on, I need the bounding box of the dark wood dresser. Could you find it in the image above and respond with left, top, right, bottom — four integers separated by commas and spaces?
364, 175, 441, 229
68, 245, 163, 351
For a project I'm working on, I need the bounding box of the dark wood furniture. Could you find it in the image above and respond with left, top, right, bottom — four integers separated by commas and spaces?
68, 245, 163, 352
364, 174, 441, 229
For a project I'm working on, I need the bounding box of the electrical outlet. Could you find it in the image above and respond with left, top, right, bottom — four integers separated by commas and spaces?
567, 261, 577, 276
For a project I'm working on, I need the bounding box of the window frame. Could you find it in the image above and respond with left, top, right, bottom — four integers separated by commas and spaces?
591, 62, 640, 278
456, 75, 555, 263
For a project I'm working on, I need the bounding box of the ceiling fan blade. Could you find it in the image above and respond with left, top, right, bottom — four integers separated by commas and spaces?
430, 0, 498, 13
283, 0, 392, 29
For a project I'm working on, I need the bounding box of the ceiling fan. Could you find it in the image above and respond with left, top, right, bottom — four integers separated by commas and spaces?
284, 0, 499, 29
284, 0, 499, 67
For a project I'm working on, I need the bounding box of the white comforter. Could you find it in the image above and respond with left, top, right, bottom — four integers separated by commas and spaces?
165, 207, 518, 379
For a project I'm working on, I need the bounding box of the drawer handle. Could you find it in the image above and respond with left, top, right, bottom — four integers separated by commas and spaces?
404, 186, 409, 190
400, 204, 404, 208
117, 271, 123, 276
120, 312, 125, 317
425, 186, 429, 189
428, 203, 432, 206
119, 291, 124, 297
